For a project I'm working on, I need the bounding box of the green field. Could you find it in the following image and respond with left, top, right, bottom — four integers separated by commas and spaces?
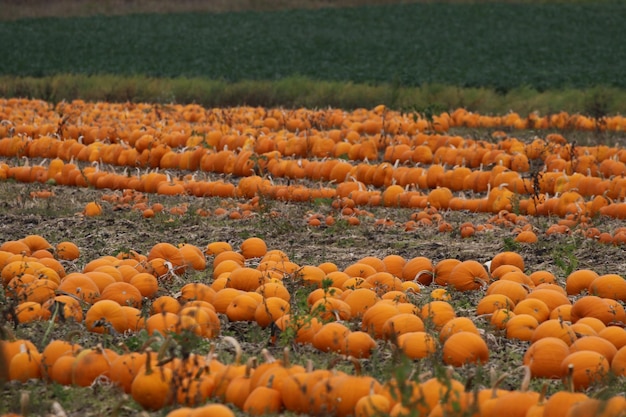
1, 2, 625, 91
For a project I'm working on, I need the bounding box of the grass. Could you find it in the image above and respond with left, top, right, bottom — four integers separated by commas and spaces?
1, 1, 626, 414
1, 3, 623, 90
1, 2, 626, 114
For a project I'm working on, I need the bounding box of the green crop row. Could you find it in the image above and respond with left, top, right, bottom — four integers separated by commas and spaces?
1, 2, 625, 91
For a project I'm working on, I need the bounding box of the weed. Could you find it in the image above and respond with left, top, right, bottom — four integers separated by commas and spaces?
551, 240, 580, 277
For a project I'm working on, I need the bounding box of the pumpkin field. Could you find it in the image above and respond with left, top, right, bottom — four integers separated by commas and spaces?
1, 1, 626, 417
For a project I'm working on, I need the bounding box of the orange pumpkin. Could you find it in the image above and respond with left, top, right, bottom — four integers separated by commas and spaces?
442, 332, 489, 367
446, 260, 490, 291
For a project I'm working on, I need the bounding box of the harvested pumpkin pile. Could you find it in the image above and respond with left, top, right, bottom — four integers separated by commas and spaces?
1, 99, 625, 416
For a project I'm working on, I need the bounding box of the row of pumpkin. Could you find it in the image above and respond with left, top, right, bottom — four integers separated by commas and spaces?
1, 234, 626, 416
4, 158, 626, 222
2, 101, 626, 220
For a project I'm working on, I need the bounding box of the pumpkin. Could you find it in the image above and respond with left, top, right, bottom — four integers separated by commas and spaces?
131, 350, 174, 410
344, 331, 377, 359
513, 298, 550, 323
446, 260, 490, 291
505, 314, 539, 341
565, 269, 599, 295
419, 301, 456, 330
71, 346, 118, 387
242, 386, 282, 415
570, 296, 618, 325
240, 237, 267, 259
433, 258, 462, 286
560, 350, 609, 391
49, 354, 77, 386
442, 332, 489, 367
476, 294, 516, 315
100, 281, 143, 308
343, 288, 380, 318
401, 256, 434, 285
565, 396, 626, 417
531, 319, 577, 345
227, 267, 266, 291
569, 335, 617, 363
486, 280, 528, 304
381, 313, 425, 340
438, 317, 480, 343
146, 311, 179, 336
490, 308, 516, 330
490, 251, 525, 274
361, 301, 400, 338
523, 337, 570, 379
85, 299, 128, 334
311, 297, 352, 321
281, 369, 333, 414
55, 241, 80, 261
178, 243, 207, 271
40, 339, 81, 381
56, 272, 100, 303
396, 331, 437, 360
412, 376, 465, 417
129, 272, 159, 298
205, 241, 233, 256
109, 351, 147, 394
354, 392, 392, 417
588, 274, 626, 300
151, 295, 181, 314
526, 287, 571, 312
8, 343, 42, 382
598, 325, 626, 349
529, 270, 556, 286
226, 293, 261, 322
313, 322, 350, 353
542, 391, 588, 417
254, 296, 290, 328
610, 345, 626, 376
83, 201, 102, 216
147, 242, 186, 275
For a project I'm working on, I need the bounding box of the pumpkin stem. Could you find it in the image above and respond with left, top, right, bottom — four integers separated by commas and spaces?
144, 349, 153, 375
413, 270, 434, 283
520, 365, 531, 392
261, 348, 276, 364
473, 278, 489, 289
205, 343, 217, 364
537, 381, 549, 404
282, 347, 291, 368
222, 336, 243, 366
139, 334, 162, 353
20, 390, 29, 417
117, 342, 130, 354
51, 401, 68, 417
566, 364, 575, 392
156, 335, 172, 362
490, 371, 510, 398
64, 330, 83, 345
244, 356, 256, 378
347, 355, 362, 376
